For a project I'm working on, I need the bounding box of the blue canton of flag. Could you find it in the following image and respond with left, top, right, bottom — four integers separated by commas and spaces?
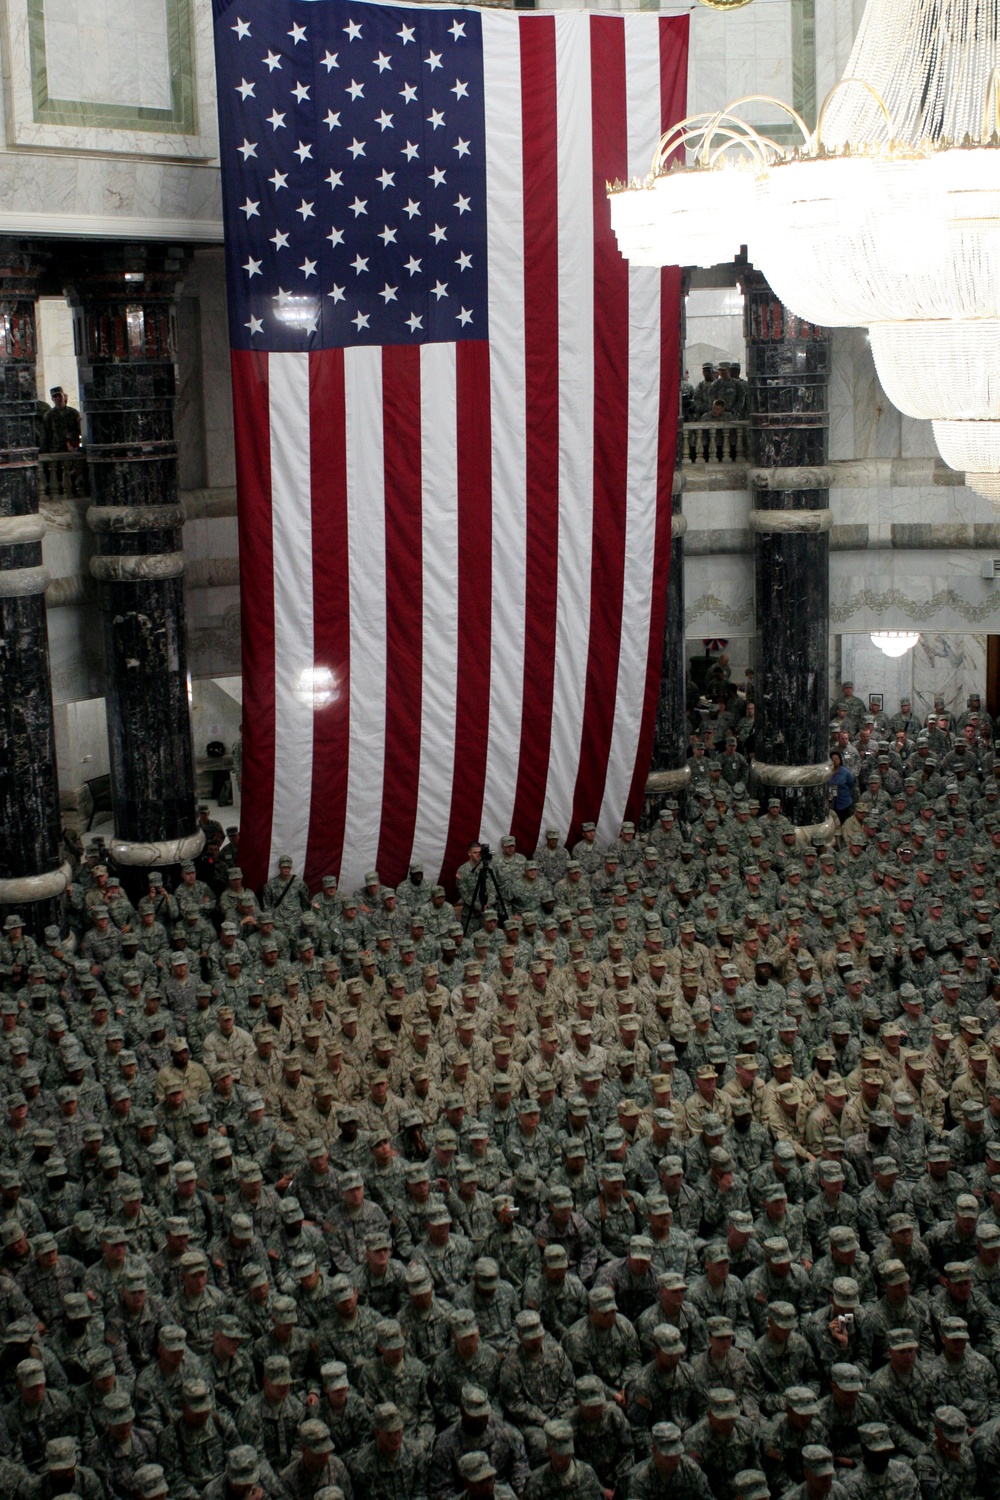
214, 0, 488, 350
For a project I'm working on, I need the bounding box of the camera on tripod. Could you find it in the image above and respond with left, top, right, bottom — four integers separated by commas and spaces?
463, 837, 506, 934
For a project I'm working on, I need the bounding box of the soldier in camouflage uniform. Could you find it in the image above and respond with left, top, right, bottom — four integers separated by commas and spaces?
523, 1418, 604, 1500
428, 1383, 529, 1500
347, 1401, 427, 1500
156, 1378, 240, 1500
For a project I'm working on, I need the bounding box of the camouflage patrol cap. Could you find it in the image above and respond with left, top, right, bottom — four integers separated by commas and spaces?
831, 1363, 864, 1392
272, 1296, 299, 1323
934, 1406, 970, 1440
133, 1467, 168, 1500
516, 1310, 543, 1339
707, 1388, 739, 1417
226, 1448, 260, 1486
319, 1360, 348, 1390
652, 1323, 685, 1352
575, 1374, 605, 1405
181, 1378, 212, 1413
785, 1387, 820, 1416
406, 1263, 433, 1293
801, 1447, 835, 1479
767, 1301, 798, 1330
376, 1318, 406, 1350
458, 1452, 497, 1483
299, 1418, 335, 1452
858, 1423, 896, 1453
16, 1358, 44, 1386
735, 1474, 769, 1500
832, 1277, 860, 1308
544, 1419, 575, 1455
101, 1390, 136, 1427
880, 1259, 910, 1286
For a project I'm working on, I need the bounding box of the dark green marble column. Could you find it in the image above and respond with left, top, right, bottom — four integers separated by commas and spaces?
0, 242, 67, 938
740, 265, 834, 834
64, 245, 202, 874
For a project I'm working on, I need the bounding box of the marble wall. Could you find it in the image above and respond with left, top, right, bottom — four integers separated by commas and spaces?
0, 0, 221, 238
911, 634, 987, 720
42, 0, 172, 111
191, 249, 235, 491
686, 286, 745, 377
53, 696, 110, 804
190, 677, 240, 760
839, 633, 913, 715
658, 0, 804, 133
0, 0, 856, 243
36, 295, 79, 409
837, 633, 987, 722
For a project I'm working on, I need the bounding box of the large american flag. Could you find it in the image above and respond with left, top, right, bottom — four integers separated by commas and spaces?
212, 0, 687, 892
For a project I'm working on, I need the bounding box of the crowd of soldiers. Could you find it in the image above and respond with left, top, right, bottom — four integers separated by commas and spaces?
7, 682, 1000, 1500
682, 362, 748, 462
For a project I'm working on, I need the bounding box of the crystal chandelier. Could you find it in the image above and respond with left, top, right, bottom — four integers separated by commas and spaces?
870, 630, 920, 658
609, 0, 1000, 500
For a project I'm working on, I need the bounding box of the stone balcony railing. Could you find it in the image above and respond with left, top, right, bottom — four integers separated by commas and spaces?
683, 419, 750, 465
39, 451, 89, 497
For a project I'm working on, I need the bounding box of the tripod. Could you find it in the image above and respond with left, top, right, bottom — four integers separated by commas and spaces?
462, 843, 509, 936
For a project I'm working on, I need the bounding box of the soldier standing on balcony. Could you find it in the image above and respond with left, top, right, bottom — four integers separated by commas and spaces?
43, 386, 83, 497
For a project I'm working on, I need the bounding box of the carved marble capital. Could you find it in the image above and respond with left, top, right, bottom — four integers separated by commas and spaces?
87, 505, 186, 534
90, 554, 185, 583
646, 766, 692, 796
0, 564, 50, 597
749, 509, 832, 535
753, 759, 833, 788
0, 862, 72, 904
0, 514, 45, 545
749, 466, 835, 490
111, 830, 206, 867
794, 812, 839, 847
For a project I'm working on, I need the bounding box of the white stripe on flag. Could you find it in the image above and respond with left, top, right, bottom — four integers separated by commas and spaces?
598, 16, 664, 840
480, 10, 528, 845
341, 345, 387, 893
541, 12, 595, 843
268, 352, 314, 878
411, 341, 459, 884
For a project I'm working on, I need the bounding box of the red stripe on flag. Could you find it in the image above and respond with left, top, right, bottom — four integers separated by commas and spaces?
304, 349, 350, 889
441, 340, 492, 889
230, 349, 274, 891
376, 345, 424, 887
627, 15, 689, 823
569, 16, 631, 843
509, 14, 560, 857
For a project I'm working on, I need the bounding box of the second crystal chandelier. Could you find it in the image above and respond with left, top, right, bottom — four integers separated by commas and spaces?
610, 0, 1000, 500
